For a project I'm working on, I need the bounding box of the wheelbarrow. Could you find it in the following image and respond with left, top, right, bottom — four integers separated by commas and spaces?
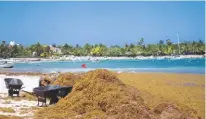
4, 78, 23, 97
33, 85, 73, 106
33, 85, 61, 106
57, 86, 73, 98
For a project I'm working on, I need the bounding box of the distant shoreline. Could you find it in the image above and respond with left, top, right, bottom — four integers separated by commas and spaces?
1, 55, 205, 63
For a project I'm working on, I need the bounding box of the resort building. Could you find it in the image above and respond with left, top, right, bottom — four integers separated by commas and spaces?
49, 45, 62, 54
32, 52, 37, 56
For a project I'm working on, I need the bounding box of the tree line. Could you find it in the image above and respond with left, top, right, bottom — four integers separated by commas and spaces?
0, 38, 205, 58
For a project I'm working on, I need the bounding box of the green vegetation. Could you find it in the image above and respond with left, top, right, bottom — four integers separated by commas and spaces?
0, 38, 205, 58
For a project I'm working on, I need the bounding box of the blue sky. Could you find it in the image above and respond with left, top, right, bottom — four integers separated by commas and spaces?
0, 1, 205, 46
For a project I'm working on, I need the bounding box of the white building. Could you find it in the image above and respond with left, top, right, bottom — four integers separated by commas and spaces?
9, 41, 15, 46
32, 52, 37, 56
49, 45, 62, 54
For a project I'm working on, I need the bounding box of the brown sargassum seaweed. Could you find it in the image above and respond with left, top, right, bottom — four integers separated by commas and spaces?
35, 69, 199, 119
51, 72, 82, 86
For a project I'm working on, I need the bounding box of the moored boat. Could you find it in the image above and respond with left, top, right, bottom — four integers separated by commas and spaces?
0, 61, 14, 68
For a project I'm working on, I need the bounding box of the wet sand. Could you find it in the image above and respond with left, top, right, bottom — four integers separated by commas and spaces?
118, 72, 205, 118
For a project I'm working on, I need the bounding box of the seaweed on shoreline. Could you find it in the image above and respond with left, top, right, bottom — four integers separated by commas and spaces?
35, 69, 156, 119
34, 69, 200, 119
0, 115, 23, 119
51, 73, 82, 86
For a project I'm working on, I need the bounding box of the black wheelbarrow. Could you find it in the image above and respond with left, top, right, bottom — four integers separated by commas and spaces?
33, 85, 73, 106
33, 85, 62, 106
57, 86, 73, 98
4, 78, 23, 97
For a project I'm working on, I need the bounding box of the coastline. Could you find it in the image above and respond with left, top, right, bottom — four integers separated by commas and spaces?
0, 70, 204, 76
1, 55, 205, 63
0, 71, 204, 118
0, 68, 205, 76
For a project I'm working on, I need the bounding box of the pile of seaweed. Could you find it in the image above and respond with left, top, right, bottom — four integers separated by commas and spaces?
35, 69, 197, 119
39, 75, 52, 86
51, 72, 82, 86
39, 72, 82, 86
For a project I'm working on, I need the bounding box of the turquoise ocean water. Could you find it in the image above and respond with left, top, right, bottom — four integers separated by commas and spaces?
5, 58, 205, 74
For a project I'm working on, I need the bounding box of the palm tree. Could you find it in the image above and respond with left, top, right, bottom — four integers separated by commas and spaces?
192, 41, 198, 54
124, 44, 130, 52
10, 45, 19, 57
180, 42, 189, 55
158, 40, 164, 54
75, 44, 79, 48
90, 44, 106, 56
138, 37, 144, 54
52, 44, 56, 47
198, 39, 203, 45
129, 43, 135, 49
125, 44, 128, 48
29, 42, 44, 56
138, 37, 144, 46
106, 46, 122, 56
166, 39, 173, 55
61, 44, 74, 55
83, 43, 92, 55
197, 39, 205, 54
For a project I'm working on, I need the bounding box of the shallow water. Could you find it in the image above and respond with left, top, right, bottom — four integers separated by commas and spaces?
0, 58, 205, 74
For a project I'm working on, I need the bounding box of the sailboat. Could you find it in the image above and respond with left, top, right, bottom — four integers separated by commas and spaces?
170, 33, 181, 59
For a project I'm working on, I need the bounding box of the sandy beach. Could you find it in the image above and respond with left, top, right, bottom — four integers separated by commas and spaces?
0, 1, 205, 118
1, 55, 204, 63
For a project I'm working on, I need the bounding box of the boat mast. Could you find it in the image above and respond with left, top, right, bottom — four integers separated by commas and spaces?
177, 32, 181, 55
